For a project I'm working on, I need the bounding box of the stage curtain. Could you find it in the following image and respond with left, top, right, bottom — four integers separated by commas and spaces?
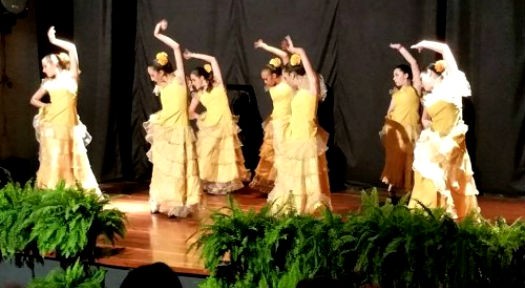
2, 0, 523, 195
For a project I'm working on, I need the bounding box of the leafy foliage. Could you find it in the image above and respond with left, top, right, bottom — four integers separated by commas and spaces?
195, 189, 525, 288
0, 181, 127, 285
27, 260, 106, 288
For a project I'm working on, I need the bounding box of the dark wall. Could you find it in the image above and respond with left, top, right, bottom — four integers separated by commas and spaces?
1, 0, 524, 195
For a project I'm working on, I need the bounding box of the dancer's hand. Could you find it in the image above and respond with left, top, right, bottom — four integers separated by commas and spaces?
254, 39, 266, 49
283, 35, 294, 51
154, 19, 168, 35
389, 43, 402, 50
410, 41, 426, 53
47, 26, 56, 42
183, 49, 192, 60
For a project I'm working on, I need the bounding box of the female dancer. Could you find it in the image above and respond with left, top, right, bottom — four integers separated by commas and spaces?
184, 49, 250, 195
380, 43, 422, 196
144, 20, 201, 217
30, 26, 101, 195
268, 36, 331, 214
249, 39, 294, 193
408, 40, 480, 220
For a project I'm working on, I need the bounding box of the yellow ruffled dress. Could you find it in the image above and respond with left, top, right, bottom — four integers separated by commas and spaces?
381, 85, 421, 191
144, 78, 202, 216
268, 88, 331, 214
195, 84, 250, 194
408, 70, 480, 220
34, 72, 101, 195
249, 81, 293, 193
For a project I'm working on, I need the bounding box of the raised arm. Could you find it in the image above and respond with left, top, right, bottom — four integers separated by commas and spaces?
47, 26, 79, 79
285, 36, 318, 96
254, 39, 289, 64
410, 40, 458, 72
183, 50, 223, 86
153, 19, 184, 80
390, 43, 422, 93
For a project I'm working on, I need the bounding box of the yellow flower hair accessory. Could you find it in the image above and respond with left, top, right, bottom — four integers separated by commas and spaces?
269, 57, 282, 68
290, 53, 301, 66
155, 52, 169, 66
434, 60, 446, 73
204, 63, 212, 73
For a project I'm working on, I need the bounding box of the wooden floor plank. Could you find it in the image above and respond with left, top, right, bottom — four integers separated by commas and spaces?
95, 185, 525, 276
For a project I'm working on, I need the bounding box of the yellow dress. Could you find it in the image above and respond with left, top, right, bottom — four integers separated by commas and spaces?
381, 85, 421, 191
249, 81, 293, 193
268, 88, 331, 214
408, 70, 480, 220
34, 72, 100, 195
143, 78, 202, 216
196, 84, 250, 194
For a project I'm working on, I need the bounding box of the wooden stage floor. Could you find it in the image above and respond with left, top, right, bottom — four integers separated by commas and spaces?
96, 184, 525, 277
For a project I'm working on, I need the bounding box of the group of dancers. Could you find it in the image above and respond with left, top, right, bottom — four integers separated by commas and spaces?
29, 19, 480, 220
381, 41, 480, 220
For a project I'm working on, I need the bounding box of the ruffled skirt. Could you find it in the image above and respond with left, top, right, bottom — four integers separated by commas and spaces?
249, 119, 277, 193
408, 122, 480, 220
268, 125, 331, 215
34, 114, 101, 195
196, 118, 250, 195
144, 119, 202, 217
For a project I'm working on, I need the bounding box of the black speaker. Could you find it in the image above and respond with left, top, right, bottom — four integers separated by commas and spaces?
226, 84, 263, 171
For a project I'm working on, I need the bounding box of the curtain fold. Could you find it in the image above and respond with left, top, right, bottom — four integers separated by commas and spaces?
2, 0, 523, 195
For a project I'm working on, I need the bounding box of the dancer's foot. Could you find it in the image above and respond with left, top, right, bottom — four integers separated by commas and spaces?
150, 201, 160, 214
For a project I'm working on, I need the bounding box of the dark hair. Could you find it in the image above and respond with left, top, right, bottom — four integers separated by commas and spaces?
262, 63, 282, 76
191, 66, 214, 92
120, 262, 182, 288
150, 59, 174, 75
284, 62, 306, 76
394, 64, 412, 80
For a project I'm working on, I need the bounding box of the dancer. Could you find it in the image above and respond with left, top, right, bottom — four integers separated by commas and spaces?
380, 43, 421, 197
249, 39, 294, 193
144, 20, 202, 217
184, 49, 250, 194
30, 26, 101, 195
408, 40, 480, 220
268, 36, 331, 214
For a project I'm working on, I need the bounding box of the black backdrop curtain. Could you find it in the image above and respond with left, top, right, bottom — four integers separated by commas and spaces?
445, 0, 525, 194
2, 0, 524, 195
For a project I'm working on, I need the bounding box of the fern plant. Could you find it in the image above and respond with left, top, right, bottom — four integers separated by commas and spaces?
0, 181, 126, 285
0, 182, 43, 270
29, 183, 126, 268
195, 188, 525, 288
27, 260, 106, 288
192, 196, 276, 286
